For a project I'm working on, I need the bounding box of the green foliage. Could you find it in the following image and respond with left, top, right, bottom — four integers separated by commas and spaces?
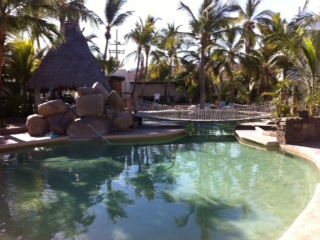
105, 56, 121, 77
262, 80, 294, 118
4, 95, 33, 118
2, 39, 39, 117
273, 104, 291, 118
172, 71, 199, 102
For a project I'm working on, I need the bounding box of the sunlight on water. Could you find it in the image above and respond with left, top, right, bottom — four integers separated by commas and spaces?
0, 123, 319, 240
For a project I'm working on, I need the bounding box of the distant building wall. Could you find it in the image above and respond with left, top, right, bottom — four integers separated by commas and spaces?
112, 69, 186, 102
129, 83, 185, 102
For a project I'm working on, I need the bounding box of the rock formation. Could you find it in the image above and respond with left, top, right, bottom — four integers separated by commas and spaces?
26, 82, 133, 139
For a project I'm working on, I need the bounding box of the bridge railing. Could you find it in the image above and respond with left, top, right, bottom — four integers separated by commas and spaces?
132, 99, 276, 122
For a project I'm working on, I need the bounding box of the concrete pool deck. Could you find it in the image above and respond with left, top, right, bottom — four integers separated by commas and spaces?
0, 122, 320, 239
279, 141, 320, 240
0, 121, 186, 151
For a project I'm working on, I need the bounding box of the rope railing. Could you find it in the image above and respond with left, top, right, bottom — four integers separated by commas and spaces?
132, 99, 275, 122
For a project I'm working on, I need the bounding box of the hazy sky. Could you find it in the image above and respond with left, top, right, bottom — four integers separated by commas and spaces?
83, 0, 320, 69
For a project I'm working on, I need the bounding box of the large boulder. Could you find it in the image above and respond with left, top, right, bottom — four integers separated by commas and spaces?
93, 82, 109, 102
48, 109, 77, 135
37, 100, 69, 117
106, 90, 125, 112
76, 94, 104, 117
112, 112, 133, 131
104, 105, 119, 120
66, 117, 109, 139
26, 114, 50, 136
76, 86, 95, 96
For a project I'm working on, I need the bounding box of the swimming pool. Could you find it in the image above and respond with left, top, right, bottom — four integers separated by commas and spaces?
0, 123, 319, 240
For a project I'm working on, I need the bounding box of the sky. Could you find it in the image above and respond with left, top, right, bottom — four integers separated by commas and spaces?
83, 0, 320, 69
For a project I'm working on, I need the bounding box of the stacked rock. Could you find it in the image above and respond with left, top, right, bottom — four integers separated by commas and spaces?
26, 82, 133, 139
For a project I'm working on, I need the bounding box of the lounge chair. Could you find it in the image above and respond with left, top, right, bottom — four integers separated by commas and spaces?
218, 101, 226, 108
204, 103, 211, 109
226, 102, 235, 108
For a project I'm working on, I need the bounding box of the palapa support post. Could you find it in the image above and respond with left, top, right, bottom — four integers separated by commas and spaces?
126, 94, 132, 113
133, 94, 139, 114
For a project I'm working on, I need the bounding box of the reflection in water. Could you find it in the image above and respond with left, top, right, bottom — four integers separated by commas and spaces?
0, 123, 319, 240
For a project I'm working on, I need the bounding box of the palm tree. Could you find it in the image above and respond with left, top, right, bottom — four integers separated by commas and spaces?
102, 0, 133, 74
290, 36, 320, 113
178, 0, 240, 108
210, 26, 244, 103
0, 0, 61, 91
125, 16, 156, 97
149, 50, 170, 81
238, 0, 274, 93
105, 56, 122, 82
48, 0, 103, 26
4, 39, 38, 95
140, 15, 159, 99
265, 4, 320, 114
2, 38, 42, 116
239, 0, 274, 54
22, 0, 55, 49
156, 22, 183, 103
124, 19, 144, 97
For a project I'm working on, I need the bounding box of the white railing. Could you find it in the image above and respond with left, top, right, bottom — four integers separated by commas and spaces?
132, 99, 275, 122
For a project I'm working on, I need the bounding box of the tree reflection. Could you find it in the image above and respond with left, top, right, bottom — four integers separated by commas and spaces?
105, 176, 134, 223
0, 142, 130, 239
0, 123, 319, 240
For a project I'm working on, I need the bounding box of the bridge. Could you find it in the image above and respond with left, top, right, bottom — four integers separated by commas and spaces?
132, 99, 275, 122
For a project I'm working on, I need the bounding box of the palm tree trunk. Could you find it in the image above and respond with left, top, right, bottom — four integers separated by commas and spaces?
131, 50, 141, 97
166, 57, 173, 104
0, 32, 6, 90
141, 53, 149, 99
230, 75, 235, 103
199, 45, 206, 109
103, 30, 111, 75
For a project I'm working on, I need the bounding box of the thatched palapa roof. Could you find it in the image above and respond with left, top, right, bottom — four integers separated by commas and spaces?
28, 21, 110, 91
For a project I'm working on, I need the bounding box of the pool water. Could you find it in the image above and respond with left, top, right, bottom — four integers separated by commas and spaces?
0, 123, 319, 240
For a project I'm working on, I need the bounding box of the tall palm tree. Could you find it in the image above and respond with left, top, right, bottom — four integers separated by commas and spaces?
103, 0, 133, 74
0, 0, 61, 91
140, 15, 159, 99
178, 0, 240, 108
48, 0, 103, 26
124, 19, 145, 97
156, 22, 183, 103
238, 0, 274, 93
239, 0, 274, 54
125, 16, 156, 97
210, 26, 244, 102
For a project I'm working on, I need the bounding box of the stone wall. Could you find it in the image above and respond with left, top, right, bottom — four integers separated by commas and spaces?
276, 117, 320, 145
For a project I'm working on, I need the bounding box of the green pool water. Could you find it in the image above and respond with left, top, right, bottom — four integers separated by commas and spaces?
0, 123, 319, 240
